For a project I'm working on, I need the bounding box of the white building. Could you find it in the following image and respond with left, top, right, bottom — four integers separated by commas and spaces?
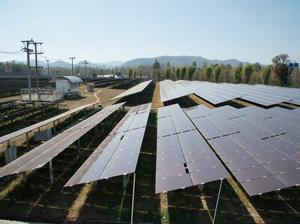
51, 76, 83, 97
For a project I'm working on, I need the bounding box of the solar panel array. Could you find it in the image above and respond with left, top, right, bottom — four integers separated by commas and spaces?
0, 103, 125, 178
185, 105, 300, 196
65, 103, 152, 187
159, 80, 194, 102
156, 104, 229, 193
111, 80, 152, 100
0, 102, 98, 144
178, 81, 300, 106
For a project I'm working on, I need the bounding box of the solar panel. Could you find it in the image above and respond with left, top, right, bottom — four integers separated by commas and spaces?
111, 80, 152, 100
64, 103, 151, 187
100, 128, 145, 179
0, 103, 125, 178
177, 81, 300, 106
159, 80, 194, 102
184, 104, 300, 196
0, 102, 98, 144
156, 104, 229, 193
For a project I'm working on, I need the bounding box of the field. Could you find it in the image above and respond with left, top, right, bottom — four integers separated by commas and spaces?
0, 82, 299, 224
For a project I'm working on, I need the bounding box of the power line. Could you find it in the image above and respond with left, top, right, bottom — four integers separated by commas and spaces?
0, 50, 23, 54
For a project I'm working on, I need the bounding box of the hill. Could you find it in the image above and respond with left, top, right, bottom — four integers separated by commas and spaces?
121, 56, 243, 67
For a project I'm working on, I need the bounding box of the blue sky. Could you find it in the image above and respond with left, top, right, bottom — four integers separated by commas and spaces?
0, 0, 299, 64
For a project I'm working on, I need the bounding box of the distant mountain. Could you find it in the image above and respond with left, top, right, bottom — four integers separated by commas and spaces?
96, 61, 123, 67
121, 56, 243, 67
49, 60, 123, 68
50, 60, 72, 68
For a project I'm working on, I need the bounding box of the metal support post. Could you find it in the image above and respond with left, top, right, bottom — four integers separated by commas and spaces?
26, 132, 29, 149
52, 121, 56, 134
123, 174, 130, 189
49, 160, 54, 184
131, 173, 136, 224
213, 179, 223, 224
77, 139, 81, 154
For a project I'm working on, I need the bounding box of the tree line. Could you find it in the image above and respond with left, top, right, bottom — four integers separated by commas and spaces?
1, 54, 299, 87
141, 54, 299, 87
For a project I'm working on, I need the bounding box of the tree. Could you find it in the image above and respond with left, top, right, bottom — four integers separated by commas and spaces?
234, 65, 242, 83
152, 59, 161, 82
187, 62, 197, 80
243, 64, 253, 84
165, 62, 171, 79
175, 67, 180, 80
180, 67, 187, 80
205, 66, 213, 81
261, 65, 272, 84
128, 68, 133, 79
272, 54, 290, 86
213, 66, 221, 82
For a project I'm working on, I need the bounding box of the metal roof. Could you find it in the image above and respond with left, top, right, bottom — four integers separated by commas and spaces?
0, 103, 125, 178
0, 102, 98, 144
111, 80, 152, 100
64, 103, 151, 187
51, 76, 83, 84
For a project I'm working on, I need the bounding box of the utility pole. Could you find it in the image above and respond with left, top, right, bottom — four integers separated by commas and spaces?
83, 60, 88, 77
21, 39, 34, 102
69, 57, 76, 76
46, 59, 50, 76
33, 42, 43, 101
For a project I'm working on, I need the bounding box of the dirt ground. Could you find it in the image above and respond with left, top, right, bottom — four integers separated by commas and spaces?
151, 82, 163, 109
63, 85, 125, 109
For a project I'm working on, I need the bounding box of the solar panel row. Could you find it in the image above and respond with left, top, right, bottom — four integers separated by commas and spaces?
0, 102, 98, 144
159, 80, 194, 102
64, 103, 152, 187
111, 80, 152, 100
178, 81, 300, 106
0, 103, 125, 178
156, 104, 229, 193
185, 105, 300, 196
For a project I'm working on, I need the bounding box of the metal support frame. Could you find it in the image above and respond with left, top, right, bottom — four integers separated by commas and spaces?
131, 173, 136, 224
49, 160, 54, 184
123, 174, 130, 189
77, 139, 81, 154
26, 132, 29, 149
52, 121, 56, 134
212, 179, 223, 224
